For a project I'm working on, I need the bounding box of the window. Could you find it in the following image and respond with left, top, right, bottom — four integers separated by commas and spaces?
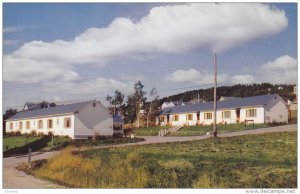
222, 111, 231, 119
93, 102, 96, 107
47, 119, 53, 129
57, 118, 59, 125
9, 122, 13, 130
204, 112, 212, 120
26, 121, 30, 129
38, 120, 43, 129
159, 116, 165, 122
19, 122, 23, 130
187, 114, 193, 121
64, 118, 71, 128
174, 115, 179, 121
246, 109, 257, 117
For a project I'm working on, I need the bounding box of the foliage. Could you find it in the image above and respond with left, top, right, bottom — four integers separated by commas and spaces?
3, 108, 17, 134
31, 132, 296, 188
124, 81, 147, 124
145, 87, 160, 126
30, 130, 37, 137
160, 83, 295, 105
106, 90, 125, 115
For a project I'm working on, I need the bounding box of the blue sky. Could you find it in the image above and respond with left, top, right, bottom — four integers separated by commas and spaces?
3, 3, 297, 110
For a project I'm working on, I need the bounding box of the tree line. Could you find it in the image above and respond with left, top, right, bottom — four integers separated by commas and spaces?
159, 83, 296, 105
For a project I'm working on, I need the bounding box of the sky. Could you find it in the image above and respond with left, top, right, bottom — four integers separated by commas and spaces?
3, 3, 298, 110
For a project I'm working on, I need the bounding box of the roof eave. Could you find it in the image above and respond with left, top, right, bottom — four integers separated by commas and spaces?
6, 112, 75, 122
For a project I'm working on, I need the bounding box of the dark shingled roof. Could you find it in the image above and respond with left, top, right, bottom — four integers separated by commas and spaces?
7, 100, 96, 121
113, 115, 124, 124
159, 94, 282, 115
24, 102, 37, 109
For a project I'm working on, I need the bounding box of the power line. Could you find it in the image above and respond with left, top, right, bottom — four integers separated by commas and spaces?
3, 84, 213, 109
3, 64, 286, 90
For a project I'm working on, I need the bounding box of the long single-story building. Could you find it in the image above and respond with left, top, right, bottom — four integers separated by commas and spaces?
6, 100, 124, 139
156, 94, 288, 126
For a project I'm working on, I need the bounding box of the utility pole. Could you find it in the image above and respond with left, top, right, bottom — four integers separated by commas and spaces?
213, 52, 218, 137
137, 101, 140, 128
147, 102, 152, 128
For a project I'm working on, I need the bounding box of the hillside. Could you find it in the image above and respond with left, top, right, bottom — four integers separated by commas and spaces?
159, 83, 295, 104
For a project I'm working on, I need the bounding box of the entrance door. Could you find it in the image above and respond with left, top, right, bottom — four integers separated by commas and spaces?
197, 111, 200, 124
236, 108, 240, 123
167, 114, 170, 125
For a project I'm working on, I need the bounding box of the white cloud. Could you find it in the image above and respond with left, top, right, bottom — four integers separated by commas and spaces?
3, 55, 72, 84
260, 55, 297, 69
3, 39, 19, 47
3, 3, 287, 84
258, 55, 297, 84
3, 26, 23, 33
167, 55, 297, 85
229, 55, 297, 85
166, 68, 229, 85
43, 76, 133, 95
231, 74, 255, 84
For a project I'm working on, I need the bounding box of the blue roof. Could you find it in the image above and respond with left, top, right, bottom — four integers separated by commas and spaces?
113, 114, 124, 124
159, 94, 283, 115
7, 100, 96, 121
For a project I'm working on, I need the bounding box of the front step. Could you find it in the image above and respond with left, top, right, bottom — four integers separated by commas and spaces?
158, 125, 183, 136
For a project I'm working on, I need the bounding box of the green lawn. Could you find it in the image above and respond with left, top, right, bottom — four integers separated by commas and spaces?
31, 131, 297, 188
134, 126, 170, 136
3, 135, 145, 156
3, 136, 41, 151
169, 123, 269, 136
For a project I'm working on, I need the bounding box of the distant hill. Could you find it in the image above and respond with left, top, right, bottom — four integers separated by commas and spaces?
159, 83, 295, 105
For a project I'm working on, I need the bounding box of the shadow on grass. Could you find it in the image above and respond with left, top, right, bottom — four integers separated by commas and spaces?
3, 136, 51, 158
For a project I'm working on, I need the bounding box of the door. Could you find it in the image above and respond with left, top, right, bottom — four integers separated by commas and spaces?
197, 111, 200, 124
236, 108, 240, 123
167, 114, 170, 125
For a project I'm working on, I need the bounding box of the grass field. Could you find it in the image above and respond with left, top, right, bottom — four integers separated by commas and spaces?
3, 135, 144, 157
3, 136, 41, 151
170, 123, 269, 136
31, 131, 297, 188
133, 123, 270, 136
134, 126, 170, 136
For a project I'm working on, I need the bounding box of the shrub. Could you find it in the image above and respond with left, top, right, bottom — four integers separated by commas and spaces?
37, 132, 45, 137
15, 131, 21, 136
113, 133, 123, 138
5, 131, 15, 136
30, 130, 37, 137
47, 131, 53, 137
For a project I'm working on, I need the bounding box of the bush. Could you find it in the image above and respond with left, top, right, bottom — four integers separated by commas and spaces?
30, 130, 37, 137
15, 131, 21, 136
37, 132, 45, 137
268, 121, 287, 126
113, 133, 123, 138
5, 131, 15, 136
47, 131, 53, 137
